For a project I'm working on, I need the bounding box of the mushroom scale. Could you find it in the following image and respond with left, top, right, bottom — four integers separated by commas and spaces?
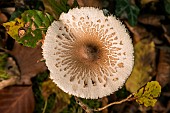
42, 7, 134, 99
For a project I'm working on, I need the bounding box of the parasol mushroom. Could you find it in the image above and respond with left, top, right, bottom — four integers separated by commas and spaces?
42, 7, 134, 99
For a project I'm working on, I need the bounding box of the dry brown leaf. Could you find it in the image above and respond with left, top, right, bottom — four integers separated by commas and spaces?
125, 21, 153, 43
1, 8, 15, 15
162, 24, 170, 44
67, 0, 74, 6
0, 86, 35, 113
138, 14, 165, 27
9, 42, 47, 85
122, 103, 139, 113
164, 100, 170, 113
0, 11, 8, 24
156, 47, 170, 87
138, 105, 151, 113
140, 0, 158, 5
78, 0, 102, 7
101, 97, 108, 113
68, 0, 102, 7
42, 0, 59, 20
152, 101, 166, 113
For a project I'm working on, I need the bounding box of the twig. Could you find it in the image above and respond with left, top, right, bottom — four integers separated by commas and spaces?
0, 76, 19, 89
0, 47, 10, 53
37, 57, 45, 63
93, 93, 135, 112
74, 96, 93, 113
75, 93, 136, 113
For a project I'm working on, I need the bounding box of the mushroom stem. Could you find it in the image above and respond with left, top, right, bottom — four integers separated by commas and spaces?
74, 96, 93, 113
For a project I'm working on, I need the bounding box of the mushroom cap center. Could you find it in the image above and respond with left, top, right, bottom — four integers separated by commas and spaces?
71, 33, 108, 68
82, 43, 100, 61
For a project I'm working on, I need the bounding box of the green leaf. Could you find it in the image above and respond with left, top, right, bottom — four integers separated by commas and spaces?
45, 93, 56, 113
42, 0, 71, 20
0, 53, 8, 69
61, 96, 83, 113
3, 10, 54, 48
0, 53, 10, 79
42, 79, 71, 112
164, 0, 170, 14
125, 39, 155, 93
32, 72, 49, 113
61, 96, 101, 113
0, 70, 10, 79
127, 5, 140, 26
134, 81, 161, 107
115, 0, 129, 16
115, 0, 140, 26
71, 0, 79, 8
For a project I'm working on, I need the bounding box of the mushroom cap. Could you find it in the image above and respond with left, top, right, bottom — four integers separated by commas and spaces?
42, 7, 134, 99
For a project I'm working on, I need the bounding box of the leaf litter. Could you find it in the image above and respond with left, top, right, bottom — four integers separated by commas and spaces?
0, 0, 170, 113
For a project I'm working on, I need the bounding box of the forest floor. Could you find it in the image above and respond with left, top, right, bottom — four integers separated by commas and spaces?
0, 0, 170, 113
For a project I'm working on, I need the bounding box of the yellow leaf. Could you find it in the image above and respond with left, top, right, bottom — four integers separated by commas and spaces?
3, 18, 24, 39
135, 81, 161, 107
126, 39, 155, 93
42, 79, 71, 112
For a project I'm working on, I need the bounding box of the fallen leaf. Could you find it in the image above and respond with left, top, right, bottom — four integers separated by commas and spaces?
152, 101, 166, 113
76, 0, 102, 7
138, 105, 150, 113
67, 0, 102, 7
120, 102, 139, 113
115, 0, 140, 26
42, 79, 71, 113
3, 10, 54, 47
162, 24, 170, 44
126, 39, 155, 93
140, 0, 158, 5
1, 7, 15, 15
125, 22, 153, 43
42, 0, 70, 20
134, 81, 161, 107
164, 0, 170, 14
0, 86, 35, 113
138, 14, 165, 27
0, 11, 8, 24
3, 18, 24, 41
0, 52, 8, 70
164, 100, 170, 113
67, 0, 78, 7
101, 97, 108, 113
156, 47, 170, 87
9, 42, 47, 85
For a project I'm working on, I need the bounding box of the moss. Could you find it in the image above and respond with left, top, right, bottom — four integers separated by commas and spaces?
31, 71, 56, 113
61, 96, 101, 113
